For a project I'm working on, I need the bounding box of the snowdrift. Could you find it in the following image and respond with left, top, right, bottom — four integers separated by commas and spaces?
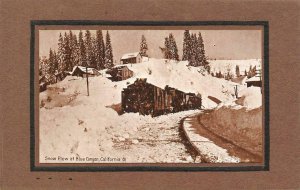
120, 58, 239, 109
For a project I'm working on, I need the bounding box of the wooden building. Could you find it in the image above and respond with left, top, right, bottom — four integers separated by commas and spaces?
106, 65, 134, 81
245, 75, 262, 87
121, 79, 202, 117
120, 52, 142, 64
71, 66, 100, 77
39, 75, 47, 92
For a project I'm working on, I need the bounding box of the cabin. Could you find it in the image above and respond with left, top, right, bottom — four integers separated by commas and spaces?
245, 75, 262, 87
120, 52, 142, 64
70, 66, 100, 77
121, 79, 202, 117
39, 75, 47, 92
106, 65, 133, 81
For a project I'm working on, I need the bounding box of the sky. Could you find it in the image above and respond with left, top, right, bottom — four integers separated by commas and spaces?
39, 29, 262, 62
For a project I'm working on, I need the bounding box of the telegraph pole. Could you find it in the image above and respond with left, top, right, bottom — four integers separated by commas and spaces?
83, 59, 89, 96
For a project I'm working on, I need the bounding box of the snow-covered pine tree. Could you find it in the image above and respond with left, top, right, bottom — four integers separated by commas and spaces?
78, 30, 86, 66
163, 37, 171, 60
53, 50, 59, 74
57, 33, 65, 72
48, 48, 55, 76
63, 32, 72, 71
189, 33, 197, 66
197, 32, 209, 71
169, 33, 179, 61
252, 65, 257, 76
95, 30, 105, 70
40, 56, 50, 79
182, 30, 191, 61
236, 65, 240, 77
105, 31, 114, 68
139, 35, 148, 57
247, 65, 253, 78
69, 31, 79, 69
84, 30, 96, 68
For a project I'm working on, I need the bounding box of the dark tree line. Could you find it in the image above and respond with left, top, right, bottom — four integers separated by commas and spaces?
39, 30, 113, 80
212, 65, 258, 80
182, 30, 210, 72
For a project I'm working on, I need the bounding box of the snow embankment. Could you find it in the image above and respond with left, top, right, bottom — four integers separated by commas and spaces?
235, 86, 262, 110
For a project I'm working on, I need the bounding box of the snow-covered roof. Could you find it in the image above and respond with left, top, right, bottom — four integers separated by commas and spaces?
121, 52, 140, 60
71, 66, 99, 75
246, 75, 261, 82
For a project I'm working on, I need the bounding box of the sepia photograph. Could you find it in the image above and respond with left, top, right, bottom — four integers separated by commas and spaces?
37, 27, 264, 165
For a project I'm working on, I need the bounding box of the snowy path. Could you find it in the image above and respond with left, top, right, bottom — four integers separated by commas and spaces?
182, 114, 240, 163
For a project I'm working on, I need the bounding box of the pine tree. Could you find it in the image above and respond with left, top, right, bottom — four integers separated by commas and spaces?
63, 32, 72, 71
78, 30, 86, 66
189, 34, 197, 66
163, 37, 171, 59
105, 31, 113, 68
95, 30, 105, 70
182, 30, 191, 61
236, 65, 240, 77
57, 33, 65, 72
247, 65, 253, 78
168, 33, 179, 61
48, 48, 55, 75
84, 30, 96, 68
53, 50, 59, 74
198, 32, 209, 70
140, 35, 148, 57
69, 31, 79, 69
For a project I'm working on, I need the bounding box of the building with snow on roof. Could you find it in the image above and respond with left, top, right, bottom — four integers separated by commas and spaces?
120, 52, 142, 64
245, 74, 262, 87
106, 65, 134, 81
70, 66, 100, 77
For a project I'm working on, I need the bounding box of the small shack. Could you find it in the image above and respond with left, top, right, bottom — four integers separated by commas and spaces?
120, 52, 142, 64
245, 75, 262, 87
70, 66, 100, 77
39, 75, 47, 92
106, 65, 133, 81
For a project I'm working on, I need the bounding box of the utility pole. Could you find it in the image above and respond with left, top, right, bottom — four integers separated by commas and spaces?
256, 68, 262, 94
84, 59, 89, 96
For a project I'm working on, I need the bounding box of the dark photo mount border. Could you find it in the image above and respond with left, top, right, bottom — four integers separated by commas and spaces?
30, 20, 269, 172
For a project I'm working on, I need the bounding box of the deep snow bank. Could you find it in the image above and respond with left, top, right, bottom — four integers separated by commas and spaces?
122, 58, 238, 109
199, 107, 263, 159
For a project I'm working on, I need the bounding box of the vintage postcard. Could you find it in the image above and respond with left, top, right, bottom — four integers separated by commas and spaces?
33, 22, 268, 170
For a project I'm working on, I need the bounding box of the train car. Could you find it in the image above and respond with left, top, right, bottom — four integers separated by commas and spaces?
122, 79, 202, 117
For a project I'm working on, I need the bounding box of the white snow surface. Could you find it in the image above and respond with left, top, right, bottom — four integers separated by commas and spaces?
238, 86, 262, 109
123, 58, 238, 109
40, 74, 203, 163
39, 58, 260, 163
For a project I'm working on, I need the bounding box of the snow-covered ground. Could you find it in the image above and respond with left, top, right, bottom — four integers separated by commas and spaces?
39, 58, 262, 163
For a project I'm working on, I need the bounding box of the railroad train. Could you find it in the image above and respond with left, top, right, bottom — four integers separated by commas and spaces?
121, 78, 202, 117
